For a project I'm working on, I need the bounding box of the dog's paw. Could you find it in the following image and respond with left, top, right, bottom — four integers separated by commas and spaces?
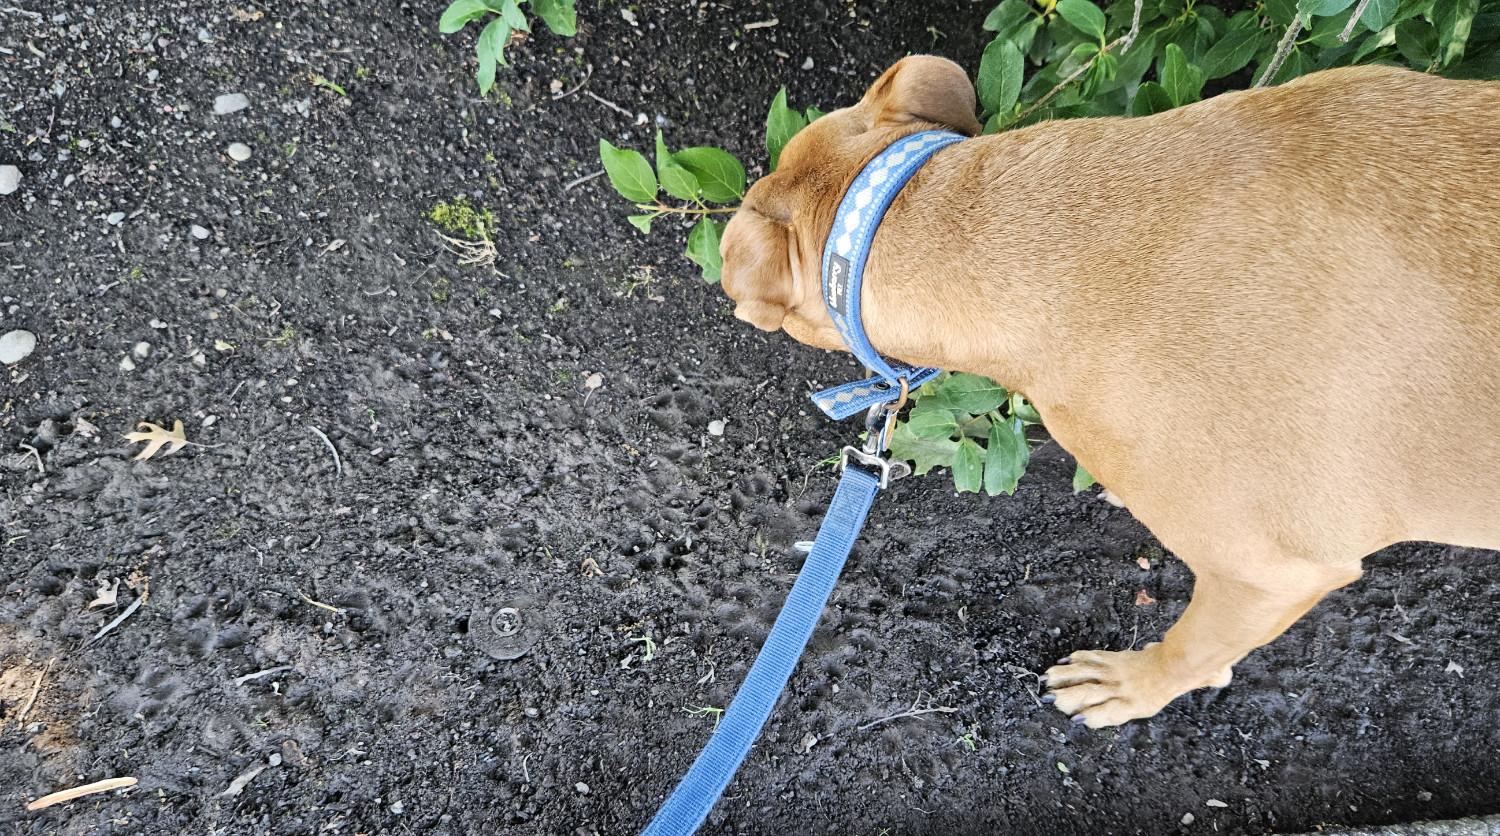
1041, 644, 1230, 728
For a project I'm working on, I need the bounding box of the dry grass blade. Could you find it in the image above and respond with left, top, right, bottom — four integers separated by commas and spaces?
25, 777, 138, 811
124, 420, 188, 460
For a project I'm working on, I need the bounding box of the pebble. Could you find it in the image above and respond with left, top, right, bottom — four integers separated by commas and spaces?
107, 211, 125, 226
191, 224, 211, 240
133, 341, 152, 359
802, 56, 815, 70
119, 356, 136, 371
227, 142, 251, 161
707, 419, 726, 436
213, 93, 250, 115
0, 165, 20, 195
0, 330, 37, 365
574, 782, 590, 795
1182, 813, 1195, 825
198, 28, 213, 42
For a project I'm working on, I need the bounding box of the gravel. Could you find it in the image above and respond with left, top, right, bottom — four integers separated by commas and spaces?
227, 142, 252, 161
0, 330, 37, 365
213, 93, 251, 115
0, 165, 20, 195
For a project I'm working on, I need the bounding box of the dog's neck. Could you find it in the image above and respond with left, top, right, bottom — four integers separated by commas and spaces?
849, 137, 1061, 396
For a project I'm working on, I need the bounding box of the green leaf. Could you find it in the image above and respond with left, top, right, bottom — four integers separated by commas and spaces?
685, 218, 725, 283
1008, 392, 1042, 424
977, 39, 1026, 116
655, 130, 700, 201
674, 147, 746, 203
905, 400, 962, 439
1081, 50, 1117, 98
805, 106, 828, 122
1056, 0, 1108, 40
475, 19, 511, 94
984, 417, 1030, 496
498, 0, 530, 32
440, 0, 492, 33
1360, 0, 1399, 31
1072, 463, 1096, 492
599, 140, 658, 203
937, 373, 1008, 415
766, 88, 808, 171
952, 438, 985, 493
1199, 22, 1266, 78
889, 423, 960, 476
627, 214, 653, 234
1133, 82, 1174, 117
1264, 0, 1298, 26
1393, 17, 1436, 67
1159, 43, 1205, 106
1297, 0, 1355, 22
530, 0, 577, 36
1434, 0, 1480, 66
984, 0, 1033, 33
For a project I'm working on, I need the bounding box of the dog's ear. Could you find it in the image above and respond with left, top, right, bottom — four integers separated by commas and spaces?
864, 55, 983, 137
720, 207, 797, 332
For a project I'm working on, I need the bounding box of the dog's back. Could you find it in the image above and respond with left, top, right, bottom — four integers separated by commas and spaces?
979, 66, 1500, 560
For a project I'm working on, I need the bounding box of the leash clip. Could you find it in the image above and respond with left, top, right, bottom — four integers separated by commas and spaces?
839, 446, 911, 489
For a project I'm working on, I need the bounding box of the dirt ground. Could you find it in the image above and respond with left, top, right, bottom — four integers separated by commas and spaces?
1, 1, 1497, 834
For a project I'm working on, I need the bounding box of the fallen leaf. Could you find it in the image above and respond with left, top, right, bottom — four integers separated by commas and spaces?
1445, 660, 1464, 677
88, 578, 120, 610
1134, 590, 1157, 606
221, 763, 267, 797
1387, 631, 1415, 646
124, 420, 188, 460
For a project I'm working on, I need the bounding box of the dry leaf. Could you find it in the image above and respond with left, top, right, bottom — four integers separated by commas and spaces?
231, 7, 264, 21
88, 577, 120, 610
1134, 590, 1157, 606
124, 420, 188, 460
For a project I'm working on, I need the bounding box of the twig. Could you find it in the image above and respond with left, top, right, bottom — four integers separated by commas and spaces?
26, 777, 137, 811
564, 169, 606, 191
1013, 0, 1145, 125
551, 64, 592, 100
307, 426, 342, 478
1, 5, 43, 21
1255, 18, 1304, 87
298, 589, 345, 614
18, 443, 43, 474
13, 658, 54, 731
637, 202, 739, 216
743, 18, 778, 30
1339, 0, 1372, 41
585, 90, 635, 119
232, 665, 293, 686
79, 596, 143, 650
857, 699, 959, 731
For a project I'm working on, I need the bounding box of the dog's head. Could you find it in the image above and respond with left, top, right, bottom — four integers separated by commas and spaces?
720, 55, 980, 352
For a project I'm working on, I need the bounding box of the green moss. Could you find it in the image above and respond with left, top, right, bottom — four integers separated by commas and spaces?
427, 198, 496, 240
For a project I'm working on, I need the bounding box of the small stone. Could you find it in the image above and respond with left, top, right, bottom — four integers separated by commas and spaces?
191, 224, 211, 240
0, 330, 37, 365
119, 356, 136, 371
213, 93, 250, 115
1181, 813, 1195, 825
1417, 791, 1433, 802
574, 782, 590, 795
111, 116, 123, 129
1205, 799, 1228, 808
149, 319, 168, 329
191, 352, 207, 368
107, 211, 126, 226
198, 28, 213, 42
203, 415, 218, 427
227, 142, 251, 161
133, 341, 151, 359
0, 165, 20, 196
267, 752, 282, 767
707, 419, 726, 437
389, 800, 404, 815
801, 56, 814, 70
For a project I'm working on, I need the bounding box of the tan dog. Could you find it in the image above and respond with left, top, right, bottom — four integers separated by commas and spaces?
719, 55, 1500, 727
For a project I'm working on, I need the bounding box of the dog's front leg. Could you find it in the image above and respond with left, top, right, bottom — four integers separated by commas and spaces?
1042, 558, 1361, 727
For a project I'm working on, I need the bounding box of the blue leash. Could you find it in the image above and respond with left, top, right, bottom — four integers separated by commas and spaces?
640, 130, 964, 836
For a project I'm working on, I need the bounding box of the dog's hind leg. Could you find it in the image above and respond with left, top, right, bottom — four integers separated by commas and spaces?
1042, 555, 1361, 727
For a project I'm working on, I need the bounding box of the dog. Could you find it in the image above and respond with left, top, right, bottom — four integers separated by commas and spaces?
718, 55, 1500, 727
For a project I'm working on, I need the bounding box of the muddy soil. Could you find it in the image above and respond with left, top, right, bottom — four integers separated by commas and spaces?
1, 1, 1496, 834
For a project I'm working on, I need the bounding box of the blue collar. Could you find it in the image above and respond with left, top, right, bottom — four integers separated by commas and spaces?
810, 130, 965, 420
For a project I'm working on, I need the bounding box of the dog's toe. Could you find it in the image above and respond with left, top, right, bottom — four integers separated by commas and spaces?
1042, 646, 1178, 727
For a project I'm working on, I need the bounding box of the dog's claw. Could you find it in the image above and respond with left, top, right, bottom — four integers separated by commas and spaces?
1038, 674, 1049, 685
1071, 714, 1087, 725
1057, 655, 1072, 665
1041, 693, 1056, 704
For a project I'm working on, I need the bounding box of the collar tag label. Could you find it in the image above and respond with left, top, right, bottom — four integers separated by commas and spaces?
827, 254, 853, 318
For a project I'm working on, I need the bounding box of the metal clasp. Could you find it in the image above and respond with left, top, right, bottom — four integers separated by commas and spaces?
861, 377, 909, 456
839, 446, 912, 489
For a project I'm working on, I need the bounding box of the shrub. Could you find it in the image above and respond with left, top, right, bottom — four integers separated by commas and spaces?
440, 0, 578, 94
